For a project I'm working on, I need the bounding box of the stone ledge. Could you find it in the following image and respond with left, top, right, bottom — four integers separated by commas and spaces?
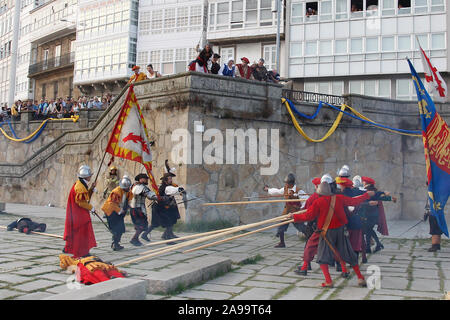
144, 255, 232, 294
43, 278, 147, 300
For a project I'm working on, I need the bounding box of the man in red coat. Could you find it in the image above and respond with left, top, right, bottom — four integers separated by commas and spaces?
63, 165, 97, 258
288, 182, 374, 287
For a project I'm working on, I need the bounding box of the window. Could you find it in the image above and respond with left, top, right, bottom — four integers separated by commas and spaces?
53, 81, 58, 99
318, 82, 330, 94
217, 2, 229, 28
221, 47, 235, 62
190, 5, 202, 29
320, 1, 332, 21
305, 2, 318, 21
379, 79, 391, 97
263, 44, 276, 70
398, 35, 411, 51
246, 0, 257, 26
137, 51, 148, 66
305, 41, 317, 56
398, 0, 411, 14
366, 37, 378, 52
291, 2, 303, 23
151, 10, 163, 34
431, 33, 445, 49
382, 0, 395, 15
150, 50, 161, 72
304, 82, 316, 92
260, 0, 272, 26
290, 43, 302, 57
162, 49, 174, 75
175, 48, 187, 73
43, 49, 49, 69
351, 0, 363, 17
351, 38, 363, 53
55, 45, 61, 67
41, 83, 46, 99
431, 0, 444, 12
335, 39, 347, 54
396, 79, 412, 100
177, 7, 189, 32
415, 34, 428, 50
231, 0, 243, 28
414, 0, 428, 13
349, 80, 362, 94
335, 0, 348, 19
164, 8, 175, 33
319, 40, 332, 55
382, 36, 395, 51
364, 80, 377, 96
332, 81, 344, 95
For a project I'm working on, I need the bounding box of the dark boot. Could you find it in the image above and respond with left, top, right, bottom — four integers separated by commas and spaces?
336, 264, 342, 272
428, 244, 441, 252
167, 226, 178, 239
275, 232, 286, 248
308, 262, 312, 271
130, 230, 143, 246
374, 243, 384, 253
141, 226, 153, 242
161, 229, 169, 240
294, 269, 307, 276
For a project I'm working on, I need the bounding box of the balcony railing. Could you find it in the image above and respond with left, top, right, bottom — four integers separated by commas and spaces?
282, 89, 344, 106
28, 52, 75, 76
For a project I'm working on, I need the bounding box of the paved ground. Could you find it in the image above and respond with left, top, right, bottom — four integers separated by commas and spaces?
0, 203, 448, 300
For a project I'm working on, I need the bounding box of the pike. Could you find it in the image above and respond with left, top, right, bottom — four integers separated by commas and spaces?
243, 194, 313, 200
0, 225, 64, 239
203, 199, 307, 206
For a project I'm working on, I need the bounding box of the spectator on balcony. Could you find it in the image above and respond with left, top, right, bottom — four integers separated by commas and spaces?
252, 58, 268, 82
86, 97, 94, 109
106, 93, 113, 106
147, 64, 161, 79
128, 65, 147, 84
30, 100, 39, 119
101, 97, 108, 108
236, 57, 254, 80
38, 99, 48, 120
267, 69, 281, 84
0, 105, 8, 122
79, 96, 88, 109
93, 96, 103, 109
72, 101, 80, 116
189, 43, 214, 73
55, 99, 64, 119
47, 99, 56, 117
11, 102, 19, 120
210, 53, 221, 75
219, 58, 236, 77
63, 98, 73, 117
306, 7, 317, 16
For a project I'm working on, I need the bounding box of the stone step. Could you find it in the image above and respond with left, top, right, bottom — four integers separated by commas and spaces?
144, 255, 232, 295
43, 278, 147, 300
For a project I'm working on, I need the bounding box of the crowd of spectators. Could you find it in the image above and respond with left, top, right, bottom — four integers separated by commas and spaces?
0, 93, 115, 122
188, 44, 281, 84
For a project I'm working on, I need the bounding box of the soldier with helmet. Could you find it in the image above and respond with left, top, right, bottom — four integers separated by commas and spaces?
263, 173, 309, 248
129, 173, 159, 246
101, 175, 133, 251
103, 165, 120, 199
63, 165, 97, 258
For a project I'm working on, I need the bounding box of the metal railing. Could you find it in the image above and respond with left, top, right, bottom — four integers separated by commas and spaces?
28, 52, 75, 76
282, 89, 344, 106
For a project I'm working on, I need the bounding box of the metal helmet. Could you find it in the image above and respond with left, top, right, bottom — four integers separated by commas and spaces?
321, 173, 333, 184
77, 165, 93, 179
338, 165, 350, 177
119, 176, 132, 190
352, 175, 363, 188
109, 165, 118, 173
284, 173, 296, 185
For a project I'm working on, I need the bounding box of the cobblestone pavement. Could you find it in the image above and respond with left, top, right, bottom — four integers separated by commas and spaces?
0, 203, 449, 300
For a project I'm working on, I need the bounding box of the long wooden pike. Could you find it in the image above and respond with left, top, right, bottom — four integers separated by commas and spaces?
183, 219, 295, 254
115, 215, 293, 267
143, 225, 242, 247
203, 199, 307, 206
0, 225, 64, 239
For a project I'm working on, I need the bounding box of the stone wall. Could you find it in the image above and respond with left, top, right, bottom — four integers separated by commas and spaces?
0, 72, 448, 222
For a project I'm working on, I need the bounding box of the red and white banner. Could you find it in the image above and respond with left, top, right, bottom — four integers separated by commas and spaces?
419, 45, 447, 102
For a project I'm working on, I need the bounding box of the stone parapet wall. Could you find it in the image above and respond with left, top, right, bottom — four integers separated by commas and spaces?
0, 72, 447, 222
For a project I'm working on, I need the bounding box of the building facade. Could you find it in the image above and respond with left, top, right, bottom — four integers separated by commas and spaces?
136, 0, 206, 76
73, 0, 138, 97
27, 0, 79, 101
207, 0, 287, 75
286, 0, 448, 101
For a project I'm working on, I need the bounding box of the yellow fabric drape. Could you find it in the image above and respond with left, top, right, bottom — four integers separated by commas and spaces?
0, 115, 79, 142
282, 98, 421, 142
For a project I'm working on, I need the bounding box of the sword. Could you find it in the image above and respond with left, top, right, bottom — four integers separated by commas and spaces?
397, 219, 424, 237
176, 197, 202, 205
91, 210, 114, 235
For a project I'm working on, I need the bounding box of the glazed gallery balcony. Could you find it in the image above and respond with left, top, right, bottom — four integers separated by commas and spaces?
28, 52, 75, 77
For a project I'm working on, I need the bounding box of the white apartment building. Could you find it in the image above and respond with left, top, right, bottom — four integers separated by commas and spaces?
207, 0, 287, 75
136, 0, 206, 76
286, 0, 448, 101
73, 0, 138, 96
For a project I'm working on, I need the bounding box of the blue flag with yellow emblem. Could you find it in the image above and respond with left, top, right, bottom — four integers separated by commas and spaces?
408, 59, 450, 237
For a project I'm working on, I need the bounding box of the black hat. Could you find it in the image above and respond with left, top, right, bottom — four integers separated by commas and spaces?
284, 173, 296, 185
135, 173, 149, 181
160, 172, 173, 181
213, 53, 221, 59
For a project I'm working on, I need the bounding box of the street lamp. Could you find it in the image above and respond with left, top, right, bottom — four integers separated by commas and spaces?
273, 0, 282, 73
